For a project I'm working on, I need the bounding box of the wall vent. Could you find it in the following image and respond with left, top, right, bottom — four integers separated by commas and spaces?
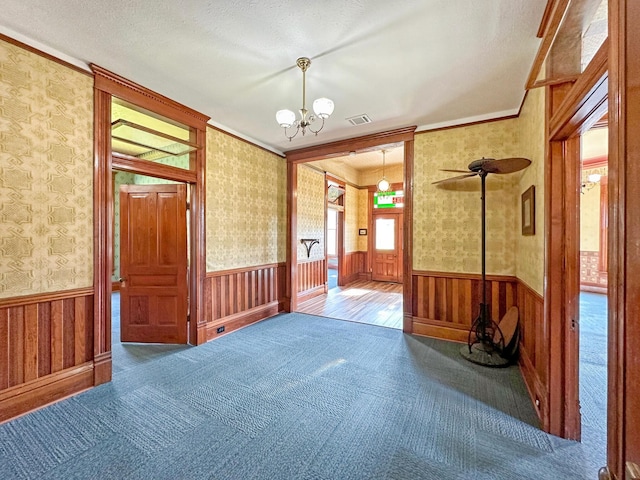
346, 114, 372, 126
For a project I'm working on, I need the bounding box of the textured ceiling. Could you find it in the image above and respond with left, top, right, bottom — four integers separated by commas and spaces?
0, 0, 545, 155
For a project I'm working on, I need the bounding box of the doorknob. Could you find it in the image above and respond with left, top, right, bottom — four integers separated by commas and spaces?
599, 463, 640, 480
118, 277, 126, 283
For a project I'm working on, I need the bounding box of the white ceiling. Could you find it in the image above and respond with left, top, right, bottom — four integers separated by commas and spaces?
0, 0, 545, 155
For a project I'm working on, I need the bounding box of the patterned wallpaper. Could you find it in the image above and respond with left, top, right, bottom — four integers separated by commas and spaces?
515, 87, 545, 294
580, 166, 607, 252
112, 171, 135, 281
344, 185, 359, 253
206, 128, 286, 270
358, 189, 369, 251
296, 165, 325, 262
413, 119, 521, 276
0, 39, 93, 298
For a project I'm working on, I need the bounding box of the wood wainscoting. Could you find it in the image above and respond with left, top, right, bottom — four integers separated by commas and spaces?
516, 279, 547, 424
410, 270, 547, 426
297, 258, 327, 303
202, 263, 286, 341
343, 251, 368, 284
411, 270, 518, 342
0, 288, 95, 423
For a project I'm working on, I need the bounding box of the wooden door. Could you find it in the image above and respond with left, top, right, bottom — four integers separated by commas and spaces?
120, 184, 188, 344
372, 213, 402, 283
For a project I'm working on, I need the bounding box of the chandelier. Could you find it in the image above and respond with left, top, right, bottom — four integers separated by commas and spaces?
377, 149, 390, 192
276, 57, 334, 141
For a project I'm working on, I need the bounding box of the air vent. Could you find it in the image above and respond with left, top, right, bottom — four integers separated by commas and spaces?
346, 114, 372, 126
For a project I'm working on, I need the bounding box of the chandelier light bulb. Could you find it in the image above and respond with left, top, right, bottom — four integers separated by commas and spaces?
276, 109, 296, 128
377, 178, 390, 192
313, 97, 334, 119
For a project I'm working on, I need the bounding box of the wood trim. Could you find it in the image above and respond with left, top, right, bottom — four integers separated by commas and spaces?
608, 0, 640, 475
297, 285, 326, 305
0, 288, 93, 308
411, 317, 469, 343
204, 263, 285, 326
599, 176, 609, 273
411, 272, 517, 332
549, 39, 609, 140
415, 114, 518, 135
91, 65, 210, 128
207, 263, 285, 277
402, 137, 413, 333
112, 153, 197, 183
537, 0, 560, 38
583, 155, 609, 168
93, 87, 112, 387
190, 126, 207, 345
412, 270, 518, 283
526, 0, 572, 89
286, 162, 298, 312
202, 301, 281, 342
0, 363, 94, 424
285, 127, 416, 163
207, 125, 285, 158
517, 278, 546, 426
0, 33, 91, 76
297, 259, 326, 294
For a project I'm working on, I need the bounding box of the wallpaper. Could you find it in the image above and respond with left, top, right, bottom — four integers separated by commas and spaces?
0, 39, 93, 298
344, 185, 359, 253
206, 128, 286, 270
112, 171, 135, 281
296, 165, 325, 262
413, 118, 521, 275
515, 87, 545, 294
580, 166, 607, 252
358, 189, 369, 251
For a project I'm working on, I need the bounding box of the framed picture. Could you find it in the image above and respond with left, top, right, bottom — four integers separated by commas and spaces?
521, 185, 535, 235
358, 229, 367, 236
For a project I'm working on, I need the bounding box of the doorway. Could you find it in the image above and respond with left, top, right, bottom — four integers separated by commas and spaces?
290, 135, 413, 331
578, 124, 608, 475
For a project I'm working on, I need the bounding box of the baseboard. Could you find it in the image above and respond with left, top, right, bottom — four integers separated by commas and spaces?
297, 285, 326, 304
518, 343, 547, 426
342, 272, 359, 285
93, 352, 112, 385
202, 300, 281, 341
580, 284, 607, 294
358, 272, 372, 281
410, 316, 469, 343
0, 363, 94, 423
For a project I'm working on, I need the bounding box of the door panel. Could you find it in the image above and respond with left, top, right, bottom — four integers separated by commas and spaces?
120, 184, 188, 344
372, 213, 402, 283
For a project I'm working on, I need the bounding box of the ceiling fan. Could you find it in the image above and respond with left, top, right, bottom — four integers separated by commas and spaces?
433, 157, 531, 367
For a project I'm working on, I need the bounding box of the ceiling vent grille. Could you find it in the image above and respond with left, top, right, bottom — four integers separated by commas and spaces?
346, 114, 372, 126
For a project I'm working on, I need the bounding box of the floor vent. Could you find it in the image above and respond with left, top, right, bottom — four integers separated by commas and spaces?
346, 114, 372, 126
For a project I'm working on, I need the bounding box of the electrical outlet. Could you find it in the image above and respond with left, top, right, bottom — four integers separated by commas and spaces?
216, 326, 225, 334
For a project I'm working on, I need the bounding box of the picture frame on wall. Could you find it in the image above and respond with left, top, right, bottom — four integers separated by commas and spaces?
522, 185, 535, 235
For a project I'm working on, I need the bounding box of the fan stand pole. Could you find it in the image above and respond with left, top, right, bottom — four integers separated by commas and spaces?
481, 172, 487, 309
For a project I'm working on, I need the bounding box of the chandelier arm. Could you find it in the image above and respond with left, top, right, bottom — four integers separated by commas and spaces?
307, 117, 325, 135
284, 124, 300, 141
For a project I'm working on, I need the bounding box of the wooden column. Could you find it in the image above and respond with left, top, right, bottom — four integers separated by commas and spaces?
608, 0, 640, 476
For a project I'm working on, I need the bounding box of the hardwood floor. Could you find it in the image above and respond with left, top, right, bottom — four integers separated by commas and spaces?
297, 279, 403, 329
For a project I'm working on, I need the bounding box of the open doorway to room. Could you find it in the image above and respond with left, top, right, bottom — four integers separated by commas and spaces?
296, 144, 405, 330
107, 95, 197, 370
578, 121, 608, 473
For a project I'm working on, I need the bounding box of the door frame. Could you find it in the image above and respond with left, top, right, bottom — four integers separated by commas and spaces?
608, 0, 640, 476
92, 66, 209, 385
284, 127, 416, 333
371, 208, 403, 283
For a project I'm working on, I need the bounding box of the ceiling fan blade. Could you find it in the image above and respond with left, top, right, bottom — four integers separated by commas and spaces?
432, 173, 478, 185
471, 157, 531, 174
440, 169, 471, 173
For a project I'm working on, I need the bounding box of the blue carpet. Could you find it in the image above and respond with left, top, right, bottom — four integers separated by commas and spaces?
328, 268, 338, 290
0, 312, 597, 479
579, 292, 607, 477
